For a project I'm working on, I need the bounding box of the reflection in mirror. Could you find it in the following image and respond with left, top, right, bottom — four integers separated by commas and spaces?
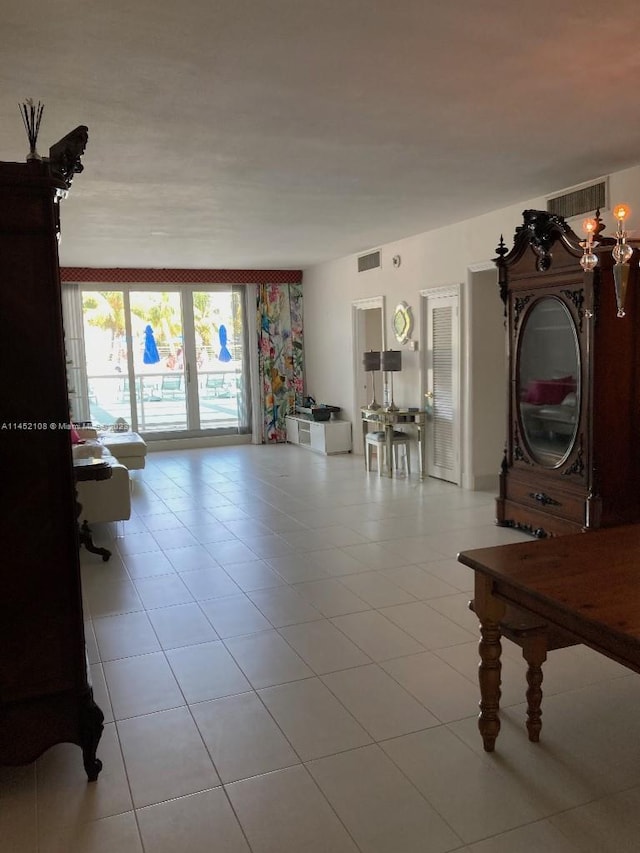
518, 297, 580, 467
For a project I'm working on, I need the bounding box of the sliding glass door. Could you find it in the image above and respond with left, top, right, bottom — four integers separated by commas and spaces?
128, 290, 188, 432
191, 289, 246, 430
75, 284, 251, 437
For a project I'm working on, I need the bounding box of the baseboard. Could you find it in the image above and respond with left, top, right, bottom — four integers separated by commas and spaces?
146, 434, 252, 452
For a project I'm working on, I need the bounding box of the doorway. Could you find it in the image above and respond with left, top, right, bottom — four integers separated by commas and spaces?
352, 296, 385, 454
421, 286, 461, 484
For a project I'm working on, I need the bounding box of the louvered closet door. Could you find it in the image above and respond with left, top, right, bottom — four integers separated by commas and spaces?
426, 292, 460, 484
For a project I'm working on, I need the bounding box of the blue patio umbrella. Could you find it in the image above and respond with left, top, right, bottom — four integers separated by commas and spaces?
143, 324, 161, 364
218, 324, 232, 362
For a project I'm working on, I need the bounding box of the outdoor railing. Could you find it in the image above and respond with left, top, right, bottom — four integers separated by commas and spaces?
86, 370, 242, 432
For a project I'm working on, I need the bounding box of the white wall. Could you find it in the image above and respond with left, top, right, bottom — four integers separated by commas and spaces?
302, 163, 640, 489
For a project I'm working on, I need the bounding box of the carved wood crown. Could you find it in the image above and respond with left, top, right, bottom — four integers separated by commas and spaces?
48, 125, 88, 189
495, 208, 584, 274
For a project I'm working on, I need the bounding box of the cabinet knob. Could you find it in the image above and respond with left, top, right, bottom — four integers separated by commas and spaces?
528, 492, 561, 507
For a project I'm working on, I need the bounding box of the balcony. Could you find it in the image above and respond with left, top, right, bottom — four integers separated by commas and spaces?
86, 370, 242, 434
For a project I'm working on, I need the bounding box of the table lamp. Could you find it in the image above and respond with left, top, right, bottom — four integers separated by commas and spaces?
380, 349, 402, 412
363, 350, 381, 410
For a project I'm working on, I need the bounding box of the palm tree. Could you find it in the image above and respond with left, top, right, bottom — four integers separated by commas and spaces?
82, 291, 126, 362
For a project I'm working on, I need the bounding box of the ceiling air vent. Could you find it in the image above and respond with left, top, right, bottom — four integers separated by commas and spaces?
547, 181, 607, 220
358, 250, 381, 273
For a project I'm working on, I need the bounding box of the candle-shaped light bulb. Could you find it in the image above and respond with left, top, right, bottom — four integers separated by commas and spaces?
582, 217, 597, 235
613, 203, 630, 223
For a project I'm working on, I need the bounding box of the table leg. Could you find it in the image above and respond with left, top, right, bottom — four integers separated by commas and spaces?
362, 420, 369, 470
474, 574, 506, 751
418, 422, 426, 479
79, 520, 111, 562
386, 424, 393, 477
522, 633, 547, 743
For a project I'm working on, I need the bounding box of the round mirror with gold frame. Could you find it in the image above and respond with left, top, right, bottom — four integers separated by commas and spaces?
393, 301, 413, 344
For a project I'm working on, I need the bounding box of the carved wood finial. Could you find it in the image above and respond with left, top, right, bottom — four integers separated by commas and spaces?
593, 208, 606, 239
494, 235, 509, 314
494, 234, 508, 261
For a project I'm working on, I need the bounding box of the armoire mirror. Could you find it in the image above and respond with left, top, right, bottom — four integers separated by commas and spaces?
517, 296, 580, 467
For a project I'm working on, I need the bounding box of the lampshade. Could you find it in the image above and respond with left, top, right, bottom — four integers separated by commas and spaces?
380, 350, 402, 372
363, 350, 381, 371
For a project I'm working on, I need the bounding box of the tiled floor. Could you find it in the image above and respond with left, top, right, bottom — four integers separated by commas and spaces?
3, 444, 640, 852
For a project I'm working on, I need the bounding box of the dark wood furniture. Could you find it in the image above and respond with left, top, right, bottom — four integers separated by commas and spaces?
74, 458, 113, 562
458, 525, 640, 752
0, 141, 104, 780
495, 210, 640, 537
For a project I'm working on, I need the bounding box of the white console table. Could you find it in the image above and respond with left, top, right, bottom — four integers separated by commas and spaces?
285, 415, 352, 455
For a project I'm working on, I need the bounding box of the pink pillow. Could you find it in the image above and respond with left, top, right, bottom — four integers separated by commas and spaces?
523, 377, 576, 405
70, 425, 81, 444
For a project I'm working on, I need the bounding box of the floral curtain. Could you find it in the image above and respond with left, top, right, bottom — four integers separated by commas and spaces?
257, 283, 304, 442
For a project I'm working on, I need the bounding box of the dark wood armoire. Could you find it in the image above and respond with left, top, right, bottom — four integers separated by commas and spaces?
0, 129, 104, 780
495, 209, 640, 538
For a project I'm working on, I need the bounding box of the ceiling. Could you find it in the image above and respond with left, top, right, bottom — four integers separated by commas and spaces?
3, 0, 640, 269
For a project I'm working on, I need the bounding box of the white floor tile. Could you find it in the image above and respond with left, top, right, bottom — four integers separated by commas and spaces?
307, 744, 462, 852
39, 811, 144, 853
179, 566, 241, 600
103, 652, 184, 719
133, 574, 194, 609
266, 553, 333, 583
248, 586, 323, 627
146, 601, 219, 649
116, 532, 162, 556
137, 789, 251, 853
338, 571, 417, 607
83, 577, 144, 618
165, 640, 251, 703
205, 539, 260, 564
222, 559, 288, 591
120, 551, 176, 580
224, 630, 314, 689
258, 677, 372, 760
164, 544, 219, 572
322, 664, 439, 740
381, 727, 544, 843
0, 765, 37, 853
381, 650, 481, 722
93, 611, 161, 661
199, 594, 273, 638
192, 691, 300, 782
152, 527, 199, 550
549, 785, 640, 852
466, 820, 580, 852
36, 724, 132, 842
278, 620, 372, 674
381, 565, 461, 600
379, 601, 478, 649
330, 610, 425, 661
226, 765, 360, 853
291, 577, 371, 616
117, 706, 220, 807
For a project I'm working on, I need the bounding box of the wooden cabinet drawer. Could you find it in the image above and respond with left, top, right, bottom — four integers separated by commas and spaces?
505, 476, 586, 526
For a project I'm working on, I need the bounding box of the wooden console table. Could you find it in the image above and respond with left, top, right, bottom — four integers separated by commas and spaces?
361, 408, 426, 478
458, 525, 640, 751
